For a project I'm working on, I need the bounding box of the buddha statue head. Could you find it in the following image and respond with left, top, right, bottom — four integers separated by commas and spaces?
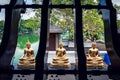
59, 41, 63, 48
91, 42, 97, 49
26, 40, 31, 49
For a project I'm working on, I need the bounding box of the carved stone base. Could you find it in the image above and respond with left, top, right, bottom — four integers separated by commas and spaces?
87, 62, 104, 68
17, 59, 35, 69
86, 56, 104, 68
50, 61, 71, 68
17, 63, 35, 69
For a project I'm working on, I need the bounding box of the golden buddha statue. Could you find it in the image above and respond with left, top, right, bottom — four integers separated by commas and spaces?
86, 42, 104, 68
17, 40, 35, 69
50, 41, 71, 68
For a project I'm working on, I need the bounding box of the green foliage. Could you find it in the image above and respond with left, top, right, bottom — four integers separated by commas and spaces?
19, 17, 40, 33
81, 0, 98, 5
0, 20, 4, 31
0, 20, 4, 39
20, 0, 104, 41
24, 19, 40, 30
34, 9, 41, 19
114, 4, 120, 14
32, 0, 42, 4
50, 0, 104, 41
83, 9, 104, 40
51, 9, 74, 41
52, 0, 73, 4
17, 34, 39, 49
117, 20, 120, 28
51, 8, 104, 41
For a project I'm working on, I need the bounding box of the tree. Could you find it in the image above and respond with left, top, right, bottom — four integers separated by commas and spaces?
51, 9, 74, 41
114, 4, 120, 14
113, 4, 120, 28
82, 9, 104, 40
52, 0, 73, 4
81, 0, 98, 5
32, 0, 43, 4
0, 20, 4, 32
33, 0, 104, 41
19, 17, 40, 33
117, 20, 120, 28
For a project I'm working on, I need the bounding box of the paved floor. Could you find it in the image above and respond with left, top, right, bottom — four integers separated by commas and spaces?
12, 74, 112, 80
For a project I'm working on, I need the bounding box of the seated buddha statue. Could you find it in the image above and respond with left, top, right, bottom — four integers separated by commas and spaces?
86, 42, 104, 68
50, 41, 71, 68
17, 40, 35, 69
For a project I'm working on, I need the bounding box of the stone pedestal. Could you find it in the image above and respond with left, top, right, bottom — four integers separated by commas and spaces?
86, 57, 104, 68
17, 58, 35, 69
50, 59, 71, 68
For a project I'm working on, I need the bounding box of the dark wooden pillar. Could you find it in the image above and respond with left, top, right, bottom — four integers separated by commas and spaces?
74, 0, 87, 80
35, 0, 50, 80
